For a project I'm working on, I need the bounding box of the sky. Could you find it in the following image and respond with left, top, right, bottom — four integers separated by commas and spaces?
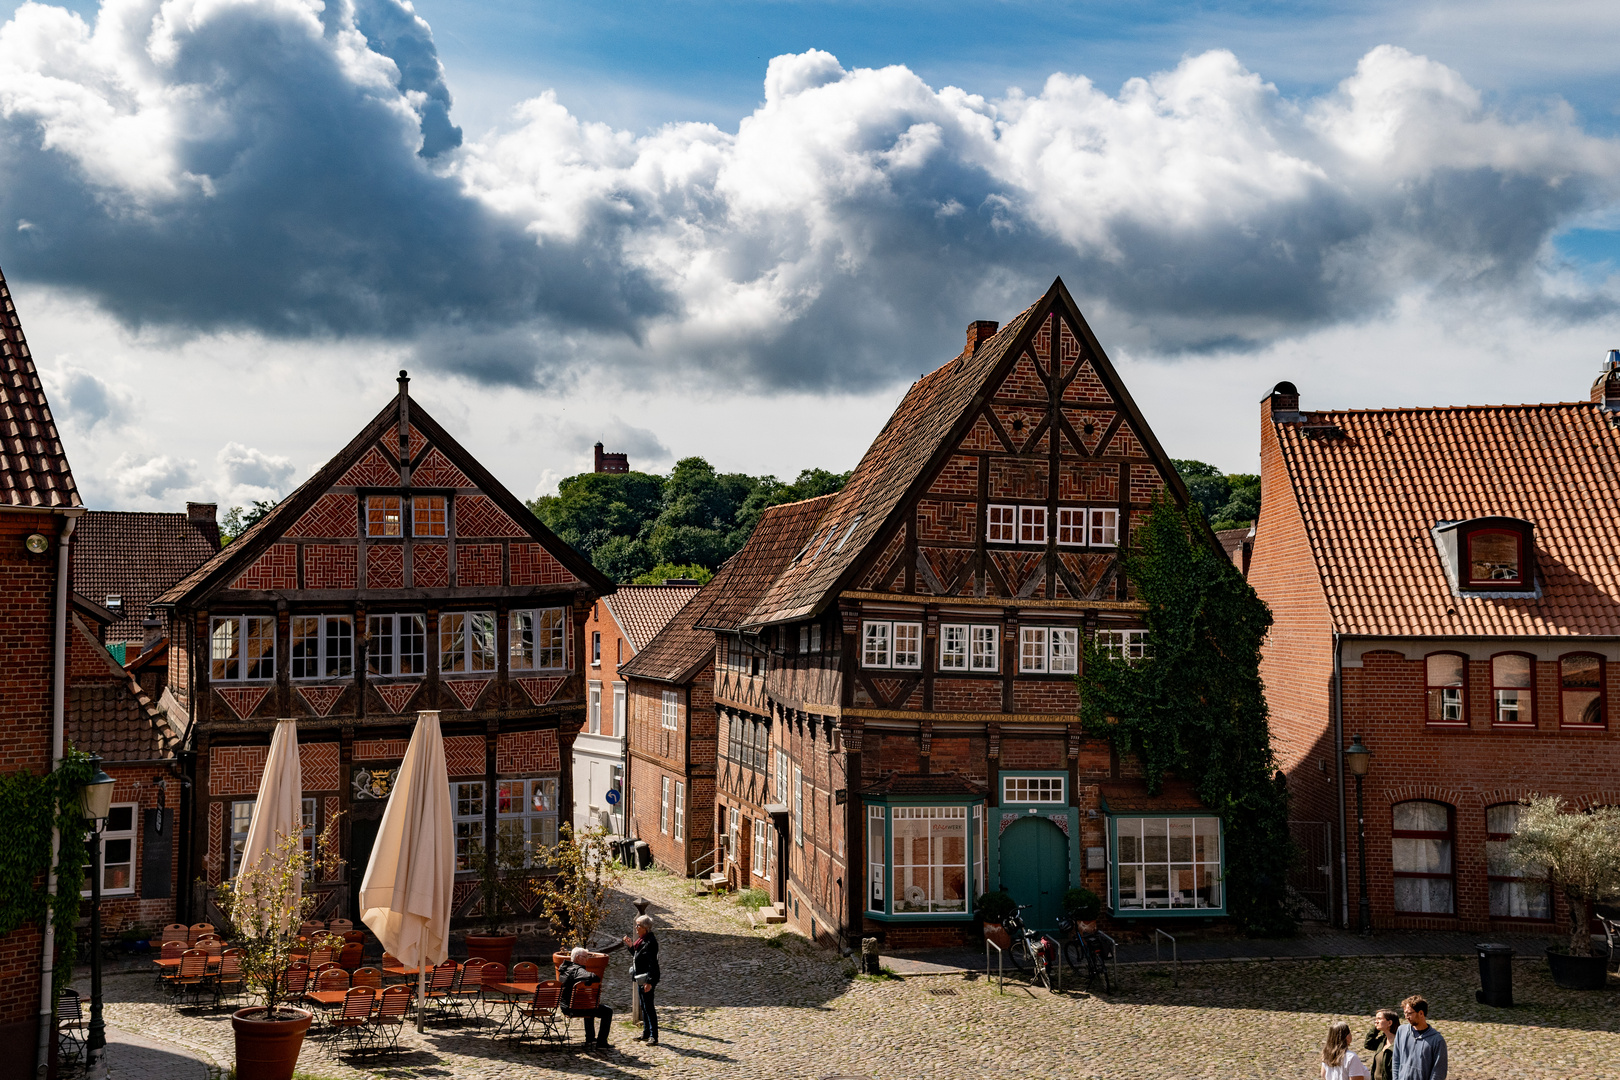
1, 0, 1618, 512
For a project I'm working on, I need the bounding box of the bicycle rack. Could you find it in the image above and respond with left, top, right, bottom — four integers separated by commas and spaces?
1153, 928, 1178, 986
1095, 930, 1120, 991
985, 938, 1005, 993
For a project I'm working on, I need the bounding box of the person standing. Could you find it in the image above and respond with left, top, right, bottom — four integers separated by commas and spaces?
558, 947, 613, 1050
1321, 1021, 1370, 1080
1392, 995, 1447, 1080
623, 914, 661, 1045
1363, 1009, 1400, 1080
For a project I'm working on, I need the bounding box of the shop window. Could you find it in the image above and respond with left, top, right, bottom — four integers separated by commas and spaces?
1486, 803, 1551, 920
211, 615, 275, 681
1491, 654, 1534, 725
890, 806, 968, 913
290, 614, 353, 680
1391, 801, 1454, 914
368, 613, 427, 676
1113, 816, 1222, 911
1425, 653, 1466, 725
1560, 653, 1604, 726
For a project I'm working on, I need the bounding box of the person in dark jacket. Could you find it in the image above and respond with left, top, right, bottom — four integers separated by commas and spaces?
1363, 1009, 1400, 1080
623, 914, 661, 1045
558, 947, 612, 1049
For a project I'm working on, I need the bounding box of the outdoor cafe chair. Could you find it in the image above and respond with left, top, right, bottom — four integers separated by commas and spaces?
558, 982, 602, 1044
449, 959, 486, 1017
160, 923, 189, 944
422, 960, 459, 1020
338, 943, 364, 971
352, 966, 383, 990
368, 984, 413, 1058
187, 923, 214, 945
282, 963, 311, 999
213, 950, 245, 1008
158, 939, 184, 981
56, 988, 86, 1068
309, 945, 336, 968
199, 938, 225, 959
342, 929, 365, 944
172, 949, 212, 1006
327, 918, 353, 936
509, 982, 562, 1042
510, 962, 539, 984
307, 968, 352, 1029
329, 986, 377, 1052
473, 963, 508, 1019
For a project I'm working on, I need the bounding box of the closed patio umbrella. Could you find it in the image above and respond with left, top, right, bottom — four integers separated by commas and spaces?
359, 710, 453, 1030
237, 718, 304, 935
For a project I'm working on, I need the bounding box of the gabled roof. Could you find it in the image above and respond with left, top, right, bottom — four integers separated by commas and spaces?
1272, 400, 1620, 637
74, 510, 220, 641
621, 496, 831, 684
66, 615, 180, 761
0, 265, 79, 509
603, 584, 702, 652
741, 278, 1190, 627
156, 374, 611, 605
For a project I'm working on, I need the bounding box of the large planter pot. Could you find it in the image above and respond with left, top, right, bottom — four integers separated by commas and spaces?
553, 949, 610, 981
231, 1007, 313, 1080
465, 933, 518, 971
1546, 947, 1610, 991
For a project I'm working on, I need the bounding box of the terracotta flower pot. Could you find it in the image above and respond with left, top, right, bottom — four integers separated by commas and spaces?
465, 933, 517, 971
231, 1006, 313, 1080
1546, 947, 1610, 990
553, 949, 610, 981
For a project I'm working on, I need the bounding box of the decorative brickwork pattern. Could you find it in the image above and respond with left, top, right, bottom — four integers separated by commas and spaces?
383, 423, 426, 463
997, 352, 1048, 402
926, 454, 978, 498
496, 729, 561, 774
373, 682, 419, 714
286, 494, 358, 538
444, 678, 491, 711
991, 551, 1042, 596
301, 741, 342, 790
957, 415, 1010, 452
322, 795, 340, 880
209, 745, 269, 796
338, 447, 399, 488
303, 543, 357, 589
232, 543, 297, 590
1108, 422, 1148, 460
366, 544, 404, 589
514, 676, 565, 706
1063, 358, 1112, 404
456, 495, 525, 538
1057, 460, 1119, 502
297, 685, 345, 717
355, 738, 410, 761
988, 456, 1048, 501
456, 543, 502, 587
917, 546, 971, 596
412, 449, 471, 489
510, 543, 574, 586
208, 801, 224, 884
859, 532, 906, 591
915, 499, 975, 544
443, 734, 485, 777
412, 542, 448, 587
216, 686, 270, 720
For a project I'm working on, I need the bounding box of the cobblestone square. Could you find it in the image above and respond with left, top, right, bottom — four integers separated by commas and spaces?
89, 871, 1620, 1080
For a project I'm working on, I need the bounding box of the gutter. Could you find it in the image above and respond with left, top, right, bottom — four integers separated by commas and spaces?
1332, 632, 1349, 930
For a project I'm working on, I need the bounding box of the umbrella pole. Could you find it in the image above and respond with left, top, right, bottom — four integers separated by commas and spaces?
416, 962, 428, 1032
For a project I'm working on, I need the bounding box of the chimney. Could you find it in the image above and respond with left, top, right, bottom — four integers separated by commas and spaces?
594, 442, 605, 473
1265, 381, 1303, 423
1591, 350, 1620, 411
965, 320, 999, 357
187, 501, 222, 550
141, 614, 165, 654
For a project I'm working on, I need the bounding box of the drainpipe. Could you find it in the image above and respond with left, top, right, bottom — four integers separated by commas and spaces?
38, 510, 81, 1078
1332, 632, 1349, 930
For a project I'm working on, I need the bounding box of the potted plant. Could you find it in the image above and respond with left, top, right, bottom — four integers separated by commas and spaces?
462, 825, 536, 970
218, 828, 339, 1080
1505, 795, 1620, 990
535, 825, 624, 978
1063, 887, 1103, 933
976, 890, 1017, 947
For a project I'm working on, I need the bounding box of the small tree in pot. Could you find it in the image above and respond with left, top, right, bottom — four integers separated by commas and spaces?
535, 825, 623, 976
1506, 795, 1620, 989
462, 826, 537, 969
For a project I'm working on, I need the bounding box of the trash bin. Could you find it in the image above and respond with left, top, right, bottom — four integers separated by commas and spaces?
633, 840, 652, 869
1475, 942, 1514, 1007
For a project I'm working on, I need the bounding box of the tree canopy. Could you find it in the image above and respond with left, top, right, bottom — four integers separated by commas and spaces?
1172, 459, 1260, 531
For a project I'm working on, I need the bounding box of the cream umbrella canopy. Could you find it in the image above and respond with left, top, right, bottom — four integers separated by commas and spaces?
236, 718, 304, 934
359, 710, 454, 1029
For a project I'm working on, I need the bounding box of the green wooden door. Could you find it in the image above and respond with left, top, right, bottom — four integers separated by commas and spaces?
999, 817, 1069, 930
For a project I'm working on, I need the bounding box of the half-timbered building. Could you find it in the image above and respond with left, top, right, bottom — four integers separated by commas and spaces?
155, 373, 611, 925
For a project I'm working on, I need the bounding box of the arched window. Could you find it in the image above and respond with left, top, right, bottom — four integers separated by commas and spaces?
1424, 653, 1466, 726
1391, 801, 1454, 914
1559, 653, 1605, 727
1485, 803, 1551, 920
1491, 654, 1534, 726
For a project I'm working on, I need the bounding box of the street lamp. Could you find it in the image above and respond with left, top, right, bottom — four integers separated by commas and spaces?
1343, 736, 1373, 937
79, 757, 115, 1076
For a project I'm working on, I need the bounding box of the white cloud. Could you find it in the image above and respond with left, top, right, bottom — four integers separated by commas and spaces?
111, 452, 198, 504
215, 441, 295, 497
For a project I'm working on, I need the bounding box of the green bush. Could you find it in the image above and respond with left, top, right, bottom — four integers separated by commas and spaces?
1062, 887, 1101, 921
736, 887, 770, 910
975, 890, 1017, 924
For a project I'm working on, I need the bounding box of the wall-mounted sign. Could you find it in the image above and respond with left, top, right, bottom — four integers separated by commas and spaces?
353, 766, 399, 801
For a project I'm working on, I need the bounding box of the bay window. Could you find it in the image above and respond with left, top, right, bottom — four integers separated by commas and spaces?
510, 608, 567, 671
1391, 800, 1454, 914
211, 615, 275, 681
1112, 815, 1223, 911
865, 802, 983, 917
441, 611, 497, 673
367, 613, 426, 676
290, 614, 352, 680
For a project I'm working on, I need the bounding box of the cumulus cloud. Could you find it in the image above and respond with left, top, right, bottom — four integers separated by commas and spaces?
41, 363, 135, 430
216, 441, 295, 494
112, 452, 199, 504
1, 1, 1618, 391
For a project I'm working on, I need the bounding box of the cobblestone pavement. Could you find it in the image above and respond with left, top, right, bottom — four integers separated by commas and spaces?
87, 870, 1620, 1080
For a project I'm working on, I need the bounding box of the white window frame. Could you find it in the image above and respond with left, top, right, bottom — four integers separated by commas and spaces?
229, 800, 254, 878
863, 620, 921, 669
835, 514, 863, 553
794, 766, 805, 846
986, 504, 1016, 543
861, 621, 890, 667
1114, 815, 1224, 912
441, 611, 497, 674
453, 782, 485, 871
290, 614, 353, 681
660, 777, 670, 835
661, 690, 679, 731
1019, 505, 1047, 545
753, 817, 768, 875
1003, 775, 1066, 804
1048, 626, 1078, 674
939, 623, 1000, 672
613, 682, 626, 734
591, 631, 601, 667
509, 608, 568, 672
1089, 508, 1119, 548
674, 781, 685, 842
496, 777, 559, 860
1019, 626, 1049, 674
728, 806, 740, 862
412, 495, 447, 538
365, 495, 403, 537
939, 624, 967, 669
810, 624, 822, 652
95, 803, 138, 897
588, 682, 602, 734
1096, 629, 1152, 665
367, 613, 427, 676
1056, 507, 1086, 546
211, 615, 276, 682
776, 749, 790, 805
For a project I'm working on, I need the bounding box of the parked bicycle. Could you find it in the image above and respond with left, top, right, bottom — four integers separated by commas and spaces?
1000, 904, 1060, 993
1055, 914, 1114, 992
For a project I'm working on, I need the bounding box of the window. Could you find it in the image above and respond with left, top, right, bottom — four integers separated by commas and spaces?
412, 495, 446, 537
1003, 776, 1065, 804
299, 797, 316, 878
862, 621, 920, 669
1486, 803, 1551, 919
1468, 529, 1522, 585
661, 690, 678, 730
753, 817, 768, 876
1089, 508, 1119, 548
835, 515, 862, 553
777, 749, 790, 804
674, 781, 685, 842
368, 613, 426, 676
496, 778, 558, 857
940, 624, 998, 671
211, 616, 275, 681
441, 611, 497, 673
1425, 653, 1466, 725
453, 782, 484, 871
660, 777, 670, 834
939, 624, 966, 669
1114, 816, 1222, 910
868, 807, 884, 912
1019, 626, 1077, 674
728, 806, 739, 862
510, 608, 567, 671
613, 683, 626, 735
1096, 628, 1151, 664
1560, 653, 1604, 726
290, 614, 353, 680
1019, 506, 1047, 545
794, 767, 804, 846
974, 804, 985, 898
1491, 654, 1533, 725
1056, 507, 1085, 546
1391, 801, 1454, 914
987, 504, 1016, 543
366, 496, 403, 537
617, 639, 623, 665
588, 683, 601, 734
810, 624, 822, 652
727, 716, 742, 764
591, 632, 601, 666
99, 804, 137, 895
890, 806, 968, 913
229, 800, 254, 877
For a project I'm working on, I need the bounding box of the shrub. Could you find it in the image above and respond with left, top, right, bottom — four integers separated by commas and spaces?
975, 891, 1017, 924
1063, 887, 1101, 921
736, 887, 771, 910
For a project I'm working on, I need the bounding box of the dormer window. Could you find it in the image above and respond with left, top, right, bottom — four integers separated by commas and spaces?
1433, 517, 1537, 595
1468, 530, 1522, 585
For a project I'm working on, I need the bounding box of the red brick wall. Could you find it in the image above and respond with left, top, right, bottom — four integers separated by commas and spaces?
588, 598, 633, 737
97, 764, 182, 932
625, 668, 715, 875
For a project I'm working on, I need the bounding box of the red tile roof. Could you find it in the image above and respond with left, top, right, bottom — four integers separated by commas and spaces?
603, 584, 702, 652
0, 265, 79, 508
1273, 401, 1620, 637
66, 616, 180, 761
74, 510, 220, 642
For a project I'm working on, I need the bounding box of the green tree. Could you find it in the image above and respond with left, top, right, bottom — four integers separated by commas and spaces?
1174, 460, 1261, 529
529, 471, 664, 558
1079, 497, 1294, 935
631, 562, 714, 585
220, 499, 278, 544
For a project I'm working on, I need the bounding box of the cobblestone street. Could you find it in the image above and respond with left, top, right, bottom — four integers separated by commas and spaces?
89, 870, 1620, 1080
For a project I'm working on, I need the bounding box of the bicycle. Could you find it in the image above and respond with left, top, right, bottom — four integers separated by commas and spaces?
1055, 914, 1114, 993
1001, 905, 1060, 993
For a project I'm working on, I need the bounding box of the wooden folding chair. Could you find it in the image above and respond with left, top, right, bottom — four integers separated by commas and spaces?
329, 986, 377, 1052
160, 923, 189, 945
282, 963, 312, 1000
449, 959, 486, 1018
368, 984, 413, 1057
213, 951, 245, 1008
327, 918, 353, 937
188, 923, 214, 945
510, 961, 539, 984
307, 967, 351, 1028
510, 982, 563, 1042
339, 943, 364, 971
352, 966, 383, 991
57, 988, 86, 1067
173, 949, 212, 1005
422, 960, 459, 1020
558, 982, 601, 1044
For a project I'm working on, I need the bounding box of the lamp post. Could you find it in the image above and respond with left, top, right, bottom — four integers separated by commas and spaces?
1343, 736, 1373, 937
79, 757, 116, 1077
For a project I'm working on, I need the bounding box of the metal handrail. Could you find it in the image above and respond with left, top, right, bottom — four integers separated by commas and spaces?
1096, 931, 1119, 991
984, 938, 1005, 993
1153, 928, 1178, 986
689, 845, 719, 895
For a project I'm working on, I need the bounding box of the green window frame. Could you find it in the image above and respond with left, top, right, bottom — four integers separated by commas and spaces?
864, 798, 985, 920
1107, 813, 1226, 918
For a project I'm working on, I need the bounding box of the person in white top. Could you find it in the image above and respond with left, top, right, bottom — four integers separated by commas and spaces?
1323, 1020, 1371, 1080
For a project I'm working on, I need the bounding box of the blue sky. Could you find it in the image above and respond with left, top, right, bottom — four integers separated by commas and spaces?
1, 0, 1618, 509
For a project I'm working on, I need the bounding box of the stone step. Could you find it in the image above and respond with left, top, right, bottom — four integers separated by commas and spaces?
761, 910, 786, 924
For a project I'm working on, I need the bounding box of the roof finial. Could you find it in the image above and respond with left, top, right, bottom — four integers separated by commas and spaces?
398, 369, 410, 395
